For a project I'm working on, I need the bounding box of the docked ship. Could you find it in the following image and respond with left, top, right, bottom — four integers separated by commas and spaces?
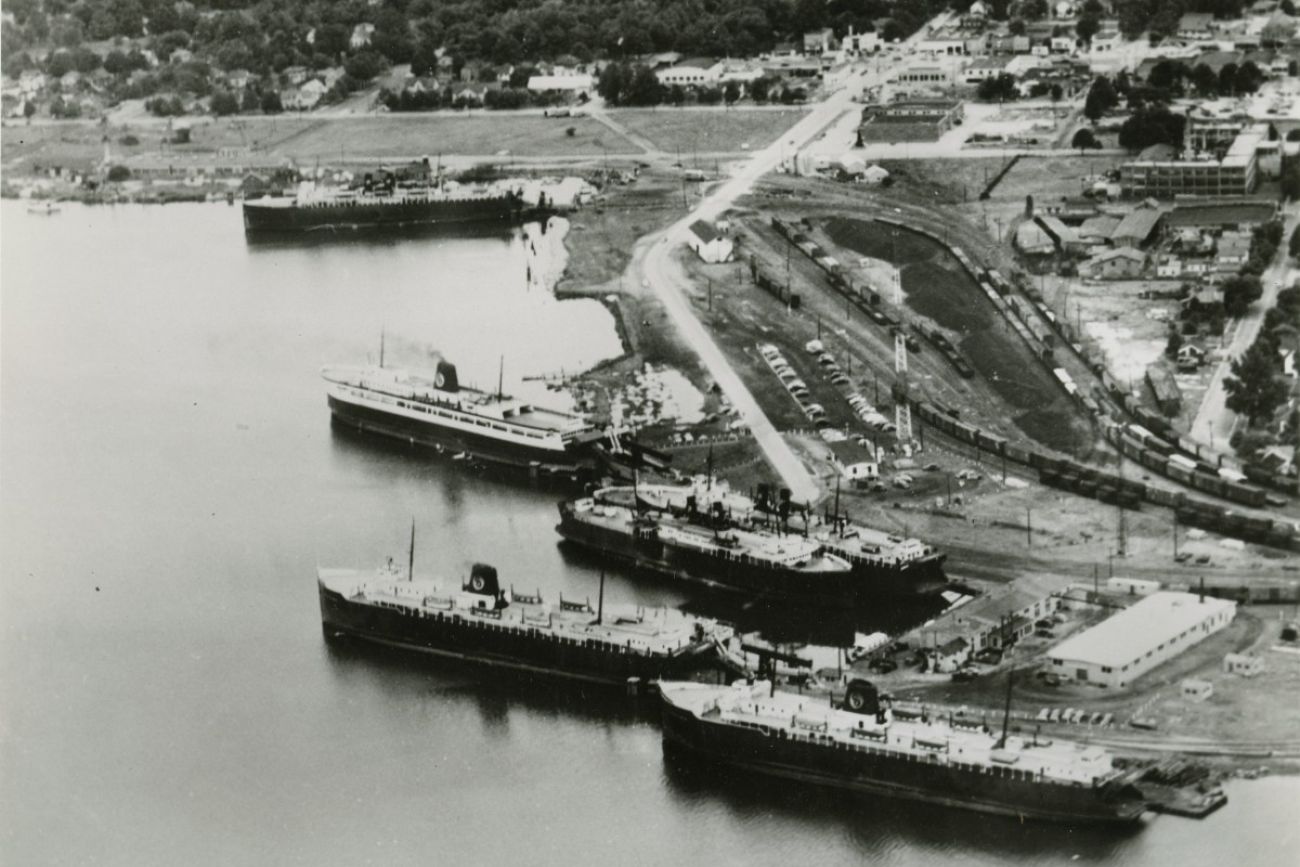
555, 477, 947, 603
324, 358, 627, 479
319, 559, 732, 688
243, 171, 523, 235
658, 679, 1149, 824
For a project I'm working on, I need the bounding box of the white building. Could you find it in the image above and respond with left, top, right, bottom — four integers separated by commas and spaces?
526, 73, 594, 96
1223, 652, 1265, 677
686, 219, 733, 263
1047, 592, 1236, 688
656, 63, 721, 87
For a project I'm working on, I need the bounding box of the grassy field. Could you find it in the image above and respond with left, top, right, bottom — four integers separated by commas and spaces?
263, 114, 640, 160
613, 108, 808, 155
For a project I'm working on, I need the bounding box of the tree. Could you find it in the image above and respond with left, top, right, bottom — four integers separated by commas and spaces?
1118, 106, 1185, 152
977, 72, 1019, 102
1077, 13, 1100, 43
1218, 62, 1239, 94
1165, 327, 1183, 359
209, 89, 240, 116
1282, 158, 1300, 201
723, 81, 740, 105
1072, 127, 1101, 151
1224, 342, 1289, 426
1234, 61, 1264, 95
1222, 274, 1263, 317
345, 51, 386, 83
1083, 75, 1117, 122
106, 164, 131, 182
1009, 17, 1027, 35
260, 89, 282, 113
1190, 63, 1217, 96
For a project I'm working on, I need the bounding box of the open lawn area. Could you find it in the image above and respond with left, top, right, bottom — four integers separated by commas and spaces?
263, 114, 640, 160
613, 107, 808, 155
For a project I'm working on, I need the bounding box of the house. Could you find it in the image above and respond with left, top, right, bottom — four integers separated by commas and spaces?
963, 56, 1010, 83
907, 585, 1061, 656
1156, 256, 1182, 278
1178, 13, 1216, 40
1216, 232, 1252, 265
240, 173, 270, 197
1078, 214, 1121, 245
282, 79, 327, 110
17, 70, 46, 97
803, 28, 834, 54
842, 27, 882, 54
931, 638, 971, 673
687, 220, 733, 263
1223, 652, 1265, 676
828, 440, 879, 481
1080, 247, 1147, 278
350, 23, 375, 49
1035, 214, 1082, 253
1181, 677, 1214, 701
1054, 0, 1078, 17
968, 0, 991, 18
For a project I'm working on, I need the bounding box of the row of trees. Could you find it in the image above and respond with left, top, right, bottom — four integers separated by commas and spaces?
1115, 0, 1295, 41
2, 0, 937, 87
1224, 284, 1298, 427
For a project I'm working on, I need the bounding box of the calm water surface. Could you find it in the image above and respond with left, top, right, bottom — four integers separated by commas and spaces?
2, 202, 1295, 865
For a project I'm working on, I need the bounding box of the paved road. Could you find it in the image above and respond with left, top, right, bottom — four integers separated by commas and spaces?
1190, 204, 1298, 450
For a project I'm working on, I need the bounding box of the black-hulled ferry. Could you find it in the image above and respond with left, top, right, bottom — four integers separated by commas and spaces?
659, 679, 1149, 824
318, 561, 731, 688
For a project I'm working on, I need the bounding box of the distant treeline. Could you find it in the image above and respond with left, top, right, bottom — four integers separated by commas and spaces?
2, 0, 940, 82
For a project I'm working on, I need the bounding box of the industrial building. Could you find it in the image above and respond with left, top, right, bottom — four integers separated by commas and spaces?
1120, 126, 1266, 198
1046, 591, 1236, 688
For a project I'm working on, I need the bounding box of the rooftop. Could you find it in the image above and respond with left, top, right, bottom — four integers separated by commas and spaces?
1049, 592, 1236, 668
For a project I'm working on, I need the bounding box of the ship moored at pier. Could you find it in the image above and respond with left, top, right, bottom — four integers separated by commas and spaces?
318, 560, 732, 688
324, 358, 626, 479
243, 172, 524, 235
658, 679, 1149, 824
555, 477, 947, 604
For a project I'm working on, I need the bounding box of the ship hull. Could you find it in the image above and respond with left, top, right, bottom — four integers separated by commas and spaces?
319, 584, 714, 687
556, 504, 945, 603
243, 194, 523, 234
328, 394, 596, 479
660, 702, 1146, 825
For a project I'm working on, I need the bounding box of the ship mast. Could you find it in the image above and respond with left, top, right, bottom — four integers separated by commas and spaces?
379, 326, 386, 369
407, 517, 415, 582
998, 637, 1014, 748
497, 355, 504, 400
596, 567, 605, 625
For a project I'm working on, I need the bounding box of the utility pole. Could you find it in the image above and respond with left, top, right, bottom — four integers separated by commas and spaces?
1026, 507, 1032, 548
707, 277, 713, 311
1173, 511, 1179, 561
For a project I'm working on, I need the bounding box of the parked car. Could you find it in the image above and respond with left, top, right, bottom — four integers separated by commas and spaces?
1089, 712, 1105, 725
1036, 708, 1051, 722
951, 669, 978, 683
1041, 672, 1060, 686
804, 340, 824, 354
830, 372, 850, 385
1099, 712, 1114, 727
1047, 707, 1062, 722
1035, 628, 1054, 638
868, 658, 898, 674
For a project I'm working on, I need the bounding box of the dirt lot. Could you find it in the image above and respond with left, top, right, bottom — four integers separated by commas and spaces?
612, 108, 809, 155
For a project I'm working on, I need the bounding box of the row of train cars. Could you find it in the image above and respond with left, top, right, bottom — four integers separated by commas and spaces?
758, 214, 1298, 552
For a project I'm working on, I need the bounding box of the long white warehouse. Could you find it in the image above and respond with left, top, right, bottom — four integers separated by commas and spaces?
1047, 591, 1236, 689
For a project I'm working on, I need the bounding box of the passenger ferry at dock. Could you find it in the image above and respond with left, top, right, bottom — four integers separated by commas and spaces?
323, 358, 616, 478
318, 560, 731, 688
658, 679, 1149, 824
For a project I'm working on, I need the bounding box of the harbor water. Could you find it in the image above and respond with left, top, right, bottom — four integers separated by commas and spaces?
2, 201, 1295, 865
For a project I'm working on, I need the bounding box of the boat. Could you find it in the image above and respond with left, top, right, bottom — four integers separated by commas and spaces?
243, 170, 524, 235
555, 476, 947, 604
318, 556, 732, 689
323, 357, 621, 479
658, 678, 1149, 824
